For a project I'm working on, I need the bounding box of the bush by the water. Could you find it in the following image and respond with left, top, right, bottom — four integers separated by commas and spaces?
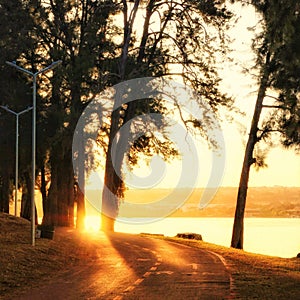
176, 232, 203, 240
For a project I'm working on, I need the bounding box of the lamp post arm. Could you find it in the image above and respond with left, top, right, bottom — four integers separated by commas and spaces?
18, 106, 33, 116
6, 61, 34, 76
6, 60, 62, 77
0, 105, 33, 116
36, 60, 62, 75
0, 105, 18, 116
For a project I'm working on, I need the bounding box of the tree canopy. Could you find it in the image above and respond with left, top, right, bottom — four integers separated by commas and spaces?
0, 0, 235, 229
231, 0, 300, 249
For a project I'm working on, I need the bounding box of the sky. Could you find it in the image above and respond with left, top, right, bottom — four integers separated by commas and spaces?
218, 2, 300, 187
85, 2, 300, 192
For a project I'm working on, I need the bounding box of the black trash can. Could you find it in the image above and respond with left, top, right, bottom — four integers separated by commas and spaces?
37, 225, 55, 240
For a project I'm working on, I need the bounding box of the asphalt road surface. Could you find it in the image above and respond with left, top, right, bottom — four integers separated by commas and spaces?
18, 231, 232, 300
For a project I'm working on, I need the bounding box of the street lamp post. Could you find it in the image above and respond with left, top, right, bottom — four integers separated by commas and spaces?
6, 60, 62, 246
0, 105, 33, 217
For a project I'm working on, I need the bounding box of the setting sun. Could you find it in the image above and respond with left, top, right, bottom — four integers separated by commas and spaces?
84, 215, 101, 232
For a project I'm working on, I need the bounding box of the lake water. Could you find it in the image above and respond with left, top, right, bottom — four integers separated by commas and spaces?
114, 217, 300, 258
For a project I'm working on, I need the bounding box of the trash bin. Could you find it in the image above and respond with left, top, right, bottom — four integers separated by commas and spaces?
35, 229, 41, 239
37, 225, 55, 240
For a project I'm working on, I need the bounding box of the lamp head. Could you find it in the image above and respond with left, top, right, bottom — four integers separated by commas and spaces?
51, 60, 62, 67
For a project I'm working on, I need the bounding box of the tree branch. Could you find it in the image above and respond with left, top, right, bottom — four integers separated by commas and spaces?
262, 105, 288, 109
264, 94, 280, 101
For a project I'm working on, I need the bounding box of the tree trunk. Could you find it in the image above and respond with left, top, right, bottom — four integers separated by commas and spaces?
76, 186, 85, 230
43, 135, 75, 227
101, 1, 143, 231
0, 174, 10, 213
75, 124, 86, 230
43, 155, 58, 226
20, 171, 37, 224
67, 162, 75, 227
57, 151, 74, 226
57, 169, 69, 226
231, 61, 270, 249
40, 161, 47, 218
101, 164, 121, 232
101, 120, 123, 231
21, 171, 31, 220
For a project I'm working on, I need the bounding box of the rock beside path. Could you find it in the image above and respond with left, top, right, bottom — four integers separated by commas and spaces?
176, 232, 203, 240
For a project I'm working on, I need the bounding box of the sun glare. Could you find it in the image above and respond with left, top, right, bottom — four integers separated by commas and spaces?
85, 215, 101, 232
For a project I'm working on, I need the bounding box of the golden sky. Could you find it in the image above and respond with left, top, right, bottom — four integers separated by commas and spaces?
84, 2, 299, 191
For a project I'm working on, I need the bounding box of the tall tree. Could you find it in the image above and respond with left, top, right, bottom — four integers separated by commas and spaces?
2, 1, 233, 229
23, 0, 117, 227
0, 0, 35, 214
231, 0, 300, 249
101, 0, 234, 231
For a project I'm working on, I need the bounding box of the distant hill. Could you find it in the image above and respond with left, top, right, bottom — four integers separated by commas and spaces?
84, 186, 300, 218
120, 186, 300, 218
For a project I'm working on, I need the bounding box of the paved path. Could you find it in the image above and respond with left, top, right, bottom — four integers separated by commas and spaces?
17, 231, 232, 299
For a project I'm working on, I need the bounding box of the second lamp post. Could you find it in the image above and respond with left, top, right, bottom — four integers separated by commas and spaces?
0, 105, 33, 217
6, 60, 62, 246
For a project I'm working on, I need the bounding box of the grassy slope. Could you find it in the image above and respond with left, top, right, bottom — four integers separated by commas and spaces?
1, 213, 299, 299
0, 213, 94, 299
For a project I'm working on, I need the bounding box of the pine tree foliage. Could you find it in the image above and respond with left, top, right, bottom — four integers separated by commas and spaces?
251, 0, 300, 150
0, 0, 235, 227
100, 0, 235, 230
0, 0, 35, 215
231, 0, 300, 249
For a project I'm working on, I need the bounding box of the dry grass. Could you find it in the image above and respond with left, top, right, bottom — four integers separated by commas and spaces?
0, 213, 94, 299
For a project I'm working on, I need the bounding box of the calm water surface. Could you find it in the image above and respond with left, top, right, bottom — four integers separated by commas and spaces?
115, 217, 300, 258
